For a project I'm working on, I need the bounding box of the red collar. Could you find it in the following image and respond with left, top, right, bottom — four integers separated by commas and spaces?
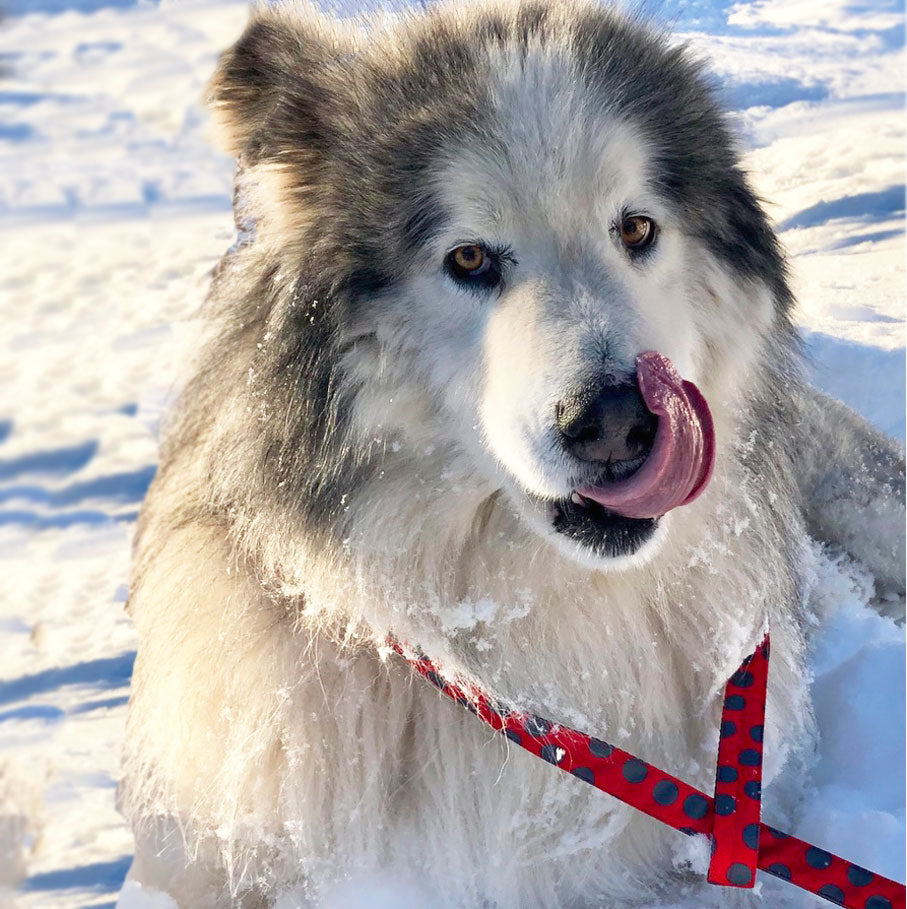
388, 634, 905, 909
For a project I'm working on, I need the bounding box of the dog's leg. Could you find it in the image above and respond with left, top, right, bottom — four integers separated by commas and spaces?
792, 385, 905, 617
120, 518, 294, 908
121, 497, 426, 906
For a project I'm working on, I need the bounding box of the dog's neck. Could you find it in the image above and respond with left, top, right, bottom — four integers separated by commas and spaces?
294, 440, 792, 749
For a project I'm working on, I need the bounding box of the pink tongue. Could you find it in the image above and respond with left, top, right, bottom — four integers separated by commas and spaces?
576, 351, 715, 520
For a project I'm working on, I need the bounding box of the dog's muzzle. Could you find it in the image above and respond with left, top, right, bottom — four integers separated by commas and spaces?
548, 351, 715, 560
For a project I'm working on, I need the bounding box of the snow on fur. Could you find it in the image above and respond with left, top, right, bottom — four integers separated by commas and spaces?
0, 0, 903, 906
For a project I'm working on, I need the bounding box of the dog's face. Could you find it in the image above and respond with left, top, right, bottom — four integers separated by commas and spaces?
209, 2, 792, 572
376, 103, 731, 570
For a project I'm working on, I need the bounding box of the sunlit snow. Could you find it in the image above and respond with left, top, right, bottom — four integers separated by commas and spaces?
0, 0, 903, 905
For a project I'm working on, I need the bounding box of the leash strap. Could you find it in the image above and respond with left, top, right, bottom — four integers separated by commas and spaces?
388, 636, 906, 909
707, 635, 769, 889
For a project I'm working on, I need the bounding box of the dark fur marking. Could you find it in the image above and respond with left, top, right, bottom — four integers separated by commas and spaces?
187, 3, 800, 549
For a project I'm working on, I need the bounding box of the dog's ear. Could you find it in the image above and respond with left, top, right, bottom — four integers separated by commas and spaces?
206, 6, 354, 158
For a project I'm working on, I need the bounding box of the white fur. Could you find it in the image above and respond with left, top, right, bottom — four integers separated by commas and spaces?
116, 5, 898, 907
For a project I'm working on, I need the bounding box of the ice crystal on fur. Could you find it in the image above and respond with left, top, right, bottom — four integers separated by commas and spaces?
118, 1, 905, 906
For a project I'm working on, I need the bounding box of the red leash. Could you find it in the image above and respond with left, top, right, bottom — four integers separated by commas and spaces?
388, 634, 905, 909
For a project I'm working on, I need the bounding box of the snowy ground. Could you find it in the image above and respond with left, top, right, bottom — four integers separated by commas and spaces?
0, 0, 903, 906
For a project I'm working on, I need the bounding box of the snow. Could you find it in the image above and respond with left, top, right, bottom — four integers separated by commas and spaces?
804, 553, 906, 881
0, 0, 903, 905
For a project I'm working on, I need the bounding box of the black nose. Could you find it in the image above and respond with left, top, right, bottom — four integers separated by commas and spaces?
556, 382, 658, 465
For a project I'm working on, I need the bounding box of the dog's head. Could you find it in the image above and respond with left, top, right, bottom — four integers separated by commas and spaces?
207, 1, 794, 572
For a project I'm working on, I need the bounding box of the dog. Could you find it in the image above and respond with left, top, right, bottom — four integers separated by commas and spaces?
118, 2, 906, 906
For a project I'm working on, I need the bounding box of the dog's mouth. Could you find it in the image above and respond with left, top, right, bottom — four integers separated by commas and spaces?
544, 352, 716, 560
550, 493, 659, 559
573, 352, 715, 520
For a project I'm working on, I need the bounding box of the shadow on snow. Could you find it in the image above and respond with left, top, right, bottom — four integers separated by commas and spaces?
0, 652, 136, 707
0, 464, 156, 506
804, 331, 907, 442
22, 856, 132, 893
779, 185, 906, 231
0, 440, 99, 481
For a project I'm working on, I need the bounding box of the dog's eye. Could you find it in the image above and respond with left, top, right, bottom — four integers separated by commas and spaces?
619, 216, 656, 252
452, 245, 488, 274
445, 243, 505, 290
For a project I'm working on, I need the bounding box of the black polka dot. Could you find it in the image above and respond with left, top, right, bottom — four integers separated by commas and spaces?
679, 827, 697, 836
526, 715, 551, 737
742, 823, 760, 850
762, 641, 770, 659
865, 897, 892, 909
739, 748, 761, 767
572, 766, 594, 784
806, 847, 832, 870
744, 781, 761, 801
817, 884, 845, 905
724, 695, 746, 711
727, 863, 752, 886
683, 793, 709, 820
767, 863, 791, 880
717, 765, 738, 783
720, 720, 737, 738
847, 865, 874, 887
426, 670, 446, 690
731, 670, 755, 688
540, 744, 563, 764
622, 758, 648, 783
765, 825, 789, 839
588, 737, 613, 759
486, 701, 508, 719
653, 781, 678, 805
715, 795, 736, 816
505, 729, 522, 745
750, 724, 764, 743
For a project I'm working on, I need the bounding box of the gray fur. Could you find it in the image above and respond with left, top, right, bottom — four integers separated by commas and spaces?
794, 387, 904, 608
119, 2, 905, 906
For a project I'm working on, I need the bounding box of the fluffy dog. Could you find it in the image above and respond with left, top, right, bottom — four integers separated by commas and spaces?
118, 2, 905, 906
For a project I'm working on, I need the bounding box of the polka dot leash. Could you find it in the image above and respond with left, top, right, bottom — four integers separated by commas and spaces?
387, 636, 906, 909
707, 635, 770, 890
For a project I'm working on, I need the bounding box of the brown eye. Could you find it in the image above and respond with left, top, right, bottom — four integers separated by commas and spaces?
452, 244, 488, 274
445, 242, 509, 291
619, 216, 656, 251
